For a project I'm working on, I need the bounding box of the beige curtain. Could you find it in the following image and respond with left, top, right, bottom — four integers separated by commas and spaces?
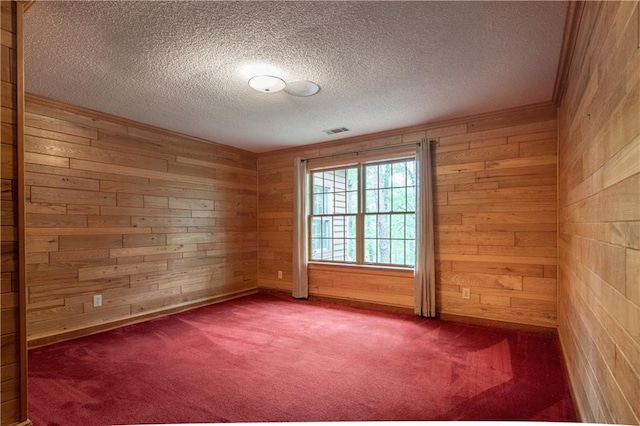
292, 157, 309, 299
414, 140, 436, 317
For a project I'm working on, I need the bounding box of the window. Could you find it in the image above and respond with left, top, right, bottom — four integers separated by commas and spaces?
310, 185, 333, 257
310, 170, 358, 262
309, 157, 416, 267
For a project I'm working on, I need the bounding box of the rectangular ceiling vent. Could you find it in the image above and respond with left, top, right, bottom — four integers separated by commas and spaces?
322, 127, 350, 135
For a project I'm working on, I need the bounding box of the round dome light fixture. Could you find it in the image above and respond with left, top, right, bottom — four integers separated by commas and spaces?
284, 80, 320, 97
248, 75, 286, 93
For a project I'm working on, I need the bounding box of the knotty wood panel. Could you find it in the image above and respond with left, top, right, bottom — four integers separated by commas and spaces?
257, 102, 558, 327
24, 95, 258, 342
557, 1, 640, 424
0, 2, 24, 424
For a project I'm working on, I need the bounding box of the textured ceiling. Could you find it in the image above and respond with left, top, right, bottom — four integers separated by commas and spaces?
24, 1, 567, 153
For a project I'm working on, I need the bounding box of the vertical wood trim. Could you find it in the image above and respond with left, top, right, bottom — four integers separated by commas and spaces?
555, 104, 559, 315
15, 1, 28, 422
553, 1, 586, 106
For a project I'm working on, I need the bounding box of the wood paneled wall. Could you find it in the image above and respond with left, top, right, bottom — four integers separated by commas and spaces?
557, 1, 640, 423
1, 1, 25, 424
23, 96, 258, 343
258, 103, 558, 328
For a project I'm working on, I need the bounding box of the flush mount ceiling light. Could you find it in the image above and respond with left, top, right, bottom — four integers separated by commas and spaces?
284, 80, 320, 97
248, 75, 286, 93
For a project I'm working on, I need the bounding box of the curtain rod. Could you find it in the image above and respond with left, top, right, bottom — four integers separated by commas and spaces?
300, 139, 435, 163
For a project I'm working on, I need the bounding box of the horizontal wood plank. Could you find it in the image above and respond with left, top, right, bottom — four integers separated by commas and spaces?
24, 98, 258, 343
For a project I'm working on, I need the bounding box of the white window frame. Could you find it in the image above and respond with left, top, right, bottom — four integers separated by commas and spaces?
308, 155, 416, 268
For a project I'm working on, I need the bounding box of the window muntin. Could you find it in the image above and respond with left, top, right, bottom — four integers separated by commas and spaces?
309, 158, 416, 267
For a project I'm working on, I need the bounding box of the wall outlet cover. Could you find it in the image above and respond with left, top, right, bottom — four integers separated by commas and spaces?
93, 294, 103, 307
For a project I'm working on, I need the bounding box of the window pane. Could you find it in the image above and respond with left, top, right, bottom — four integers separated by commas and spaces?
334, 171, 347, 214
392, 188, 406, 212
321, 239, 331, 260
364, 238, 376, 263
391, 239, 405, 265
406, 161, 416, 186
315, 178, 326, 192
364, 215, 376, 238
391, 214, 405, 239
365, 166, 377, 189
392, 162, 406, 187
377, 214, 390, 239
347, 168, 358, 191
365, 189, 377, 212
325, 216, 333, 237
346, 239, 356, 262
308, 214, 357, 263
378, 238, 390, 263
347, 216, 356, 238
379, 163, 391, 188
324, 170, 334, 188
337, 217, 343, 235
335, 169, 346, 189
312, 237, 320, 259
334, 191, 346, 214
333, 238, 345, 261
406, 214, 416, 239
379, 188, 391, 212
311, 217, 322, 237
406, 187, 416, 211
313, 194, 325, 214
347, 191, 358, 214
406, 240, 416, 266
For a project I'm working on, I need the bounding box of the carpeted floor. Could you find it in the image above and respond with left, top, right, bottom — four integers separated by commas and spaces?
28, 293, 576, 425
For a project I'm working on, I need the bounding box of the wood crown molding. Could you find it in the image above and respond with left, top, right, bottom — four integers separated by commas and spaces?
21, 1, 35, 13
28, 91, 554, 159
553, 1, 586, 106
260, 100, 557, 158
24, 92, 258, 157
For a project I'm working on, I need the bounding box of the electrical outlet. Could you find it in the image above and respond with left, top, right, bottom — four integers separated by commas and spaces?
462, 288, 471, 300
93, 294, 103, 307
278, 270, 283, 279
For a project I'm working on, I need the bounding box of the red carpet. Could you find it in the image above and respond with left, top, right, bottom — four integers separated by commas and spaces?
28, 293, 576, 425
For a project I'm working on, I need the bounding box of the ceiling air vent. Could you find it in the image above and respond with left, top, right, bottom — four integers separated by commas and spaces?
322, 127, 350, 135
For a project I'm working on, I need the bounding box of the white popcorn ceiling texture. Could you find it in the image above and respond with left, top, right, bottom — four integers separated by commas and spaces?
24, 1, 567, 153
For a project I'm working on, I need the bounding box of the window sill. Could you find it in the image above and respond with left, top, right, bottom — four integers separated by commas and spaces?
308, 262, 414, 278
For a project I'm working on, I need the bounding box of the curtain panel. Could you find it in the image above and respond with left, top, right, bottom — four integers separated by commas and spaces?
292, 157, 309, 298
414, 140, 436, 317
